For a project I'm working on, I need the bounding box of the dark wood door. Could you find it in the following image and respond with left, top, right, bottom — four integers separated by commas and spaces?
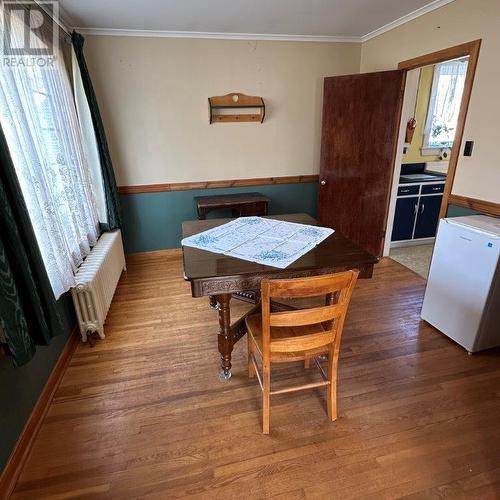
414, 195, 442, 239
318, 70, 405, 257
391, 196, 418, 241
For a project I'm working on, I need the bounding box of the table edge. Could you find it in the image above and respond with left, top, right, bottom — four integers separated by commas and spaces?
187, 261, 376, 297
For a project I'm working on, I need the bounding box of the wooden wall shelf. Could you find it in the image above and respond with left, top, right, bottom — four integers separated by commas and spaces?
208, 93, 265, 124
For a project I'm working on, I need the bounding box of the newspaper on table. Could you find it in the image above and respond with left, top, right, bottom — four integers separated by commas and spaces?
182, 216, 334, 269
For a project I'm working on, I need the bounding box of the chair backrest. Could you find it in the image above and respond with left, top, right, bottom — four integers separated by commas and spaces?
260, 271, 359, 355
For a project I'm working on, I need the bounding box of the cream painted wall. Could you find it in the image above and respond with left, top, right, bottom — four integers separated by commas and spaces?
361, 0, 500, 204
84, 36, 360, 186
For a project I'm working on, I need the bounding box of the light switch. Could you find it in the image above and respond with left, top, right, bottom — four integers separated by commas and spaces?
464, 140, 474, 156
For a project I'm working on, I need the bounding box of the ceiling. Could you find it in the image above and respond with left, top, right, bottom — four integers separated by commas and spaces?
59, 0, 454, 42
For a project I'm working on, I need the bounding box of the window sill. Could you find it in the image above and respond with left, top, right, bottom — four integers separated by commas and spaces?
420, 147, 449, 157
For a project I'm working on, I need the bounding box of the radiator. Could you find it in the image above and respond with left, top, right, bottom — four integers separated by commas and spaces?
71, 229, 126, 342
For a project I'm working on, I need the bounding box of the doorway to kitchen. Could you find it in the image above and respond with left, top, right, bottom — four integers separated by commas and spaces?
384, 41, 481, 279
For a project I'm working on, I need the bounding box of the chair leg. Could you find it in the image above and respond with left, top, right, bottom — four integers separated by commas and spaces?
327, 347, 338, 421
262, 364, 270, 434
247, 335, 255, 379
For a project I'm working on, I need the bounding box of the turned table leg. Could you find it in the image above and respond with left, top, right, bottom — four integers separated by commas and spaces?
216, 293, 233, 380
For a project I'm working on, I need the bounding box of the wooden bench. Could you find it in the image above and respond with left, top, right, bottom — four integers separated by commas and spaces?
195, 192, 270, 220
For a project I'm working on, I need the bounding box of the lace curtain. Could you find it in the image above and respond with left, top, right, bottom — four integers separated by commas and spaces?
424, 59, 468, 148
0, 11, 99, 299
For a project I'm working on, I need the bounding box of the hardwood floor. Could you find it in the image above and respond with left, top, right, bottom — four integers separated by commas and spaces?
11, 252, 500, 499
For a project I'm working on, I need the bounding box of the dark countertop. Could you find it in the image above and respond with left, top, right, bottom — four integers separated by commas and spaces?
399, 173, 447, 184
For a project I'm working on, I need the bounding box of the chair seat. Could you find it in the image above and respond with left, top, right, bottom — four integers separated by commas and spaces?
246, 313, 328, 363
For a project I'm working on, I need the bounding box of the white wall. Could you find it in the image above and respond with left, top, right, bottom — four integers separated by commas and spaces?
84, 36, 360, 186
361, 0, 500, 204
383, 68, 421, 256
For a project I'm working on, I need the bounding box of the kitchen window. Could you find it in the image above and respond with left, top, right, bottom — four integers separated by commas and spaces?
422, 58, 468, 153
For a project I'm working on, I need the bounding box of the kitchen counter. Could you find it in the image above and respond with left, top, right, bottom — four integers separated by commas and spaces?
399, 173, 447, 184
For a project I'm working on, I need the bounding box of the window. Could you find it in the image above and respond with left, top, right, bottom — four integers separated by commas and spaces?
0, 10, 99, 299
423, 58, 468, 150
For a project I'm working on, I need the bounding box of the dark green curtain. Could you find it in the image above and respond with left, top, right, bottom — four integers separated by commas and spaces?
71, 31, 121, 230
0, 126, 64, 366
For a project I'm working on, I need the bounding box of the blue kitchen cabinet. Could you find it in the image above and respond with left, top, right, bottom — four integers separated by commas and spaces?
414, 195, 443, 239
391, 196, 419, 241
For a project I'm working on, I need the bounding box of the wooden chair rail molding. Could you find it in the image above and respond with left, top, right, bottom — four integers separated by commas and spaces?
118, 175, 320, 194
0, 328, 80, 500
449, 194, 500, 217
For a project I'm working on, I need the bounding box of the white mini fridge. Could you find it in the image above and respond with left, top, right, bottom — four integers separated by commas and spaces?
421, 215, 500, 353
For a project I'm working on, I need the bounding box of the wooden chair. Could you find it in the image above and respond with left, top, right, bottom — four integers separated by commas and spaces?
245, 270, 359, 434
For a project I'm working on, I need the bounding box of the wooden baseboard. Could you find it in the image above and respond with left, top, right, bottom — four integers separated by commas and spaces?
0, 328, 80, 499
118, 174, 319, 194
449, 194, 500, 217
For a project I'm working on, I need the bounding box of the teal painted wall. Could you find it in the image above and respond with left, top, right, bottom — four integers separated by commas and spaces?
0, 293, 75, 471
120, 182, 319, 253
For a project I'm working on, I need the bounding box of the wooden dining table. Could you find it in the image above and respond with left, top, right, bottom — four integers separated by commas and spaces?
182, 213, 378, 380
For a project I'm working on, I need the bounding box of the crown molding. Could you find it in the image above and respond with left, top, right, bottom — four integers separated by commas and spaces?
72, 0, 456, 44
361, 0, 456, 42
72, 28, 360, 43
